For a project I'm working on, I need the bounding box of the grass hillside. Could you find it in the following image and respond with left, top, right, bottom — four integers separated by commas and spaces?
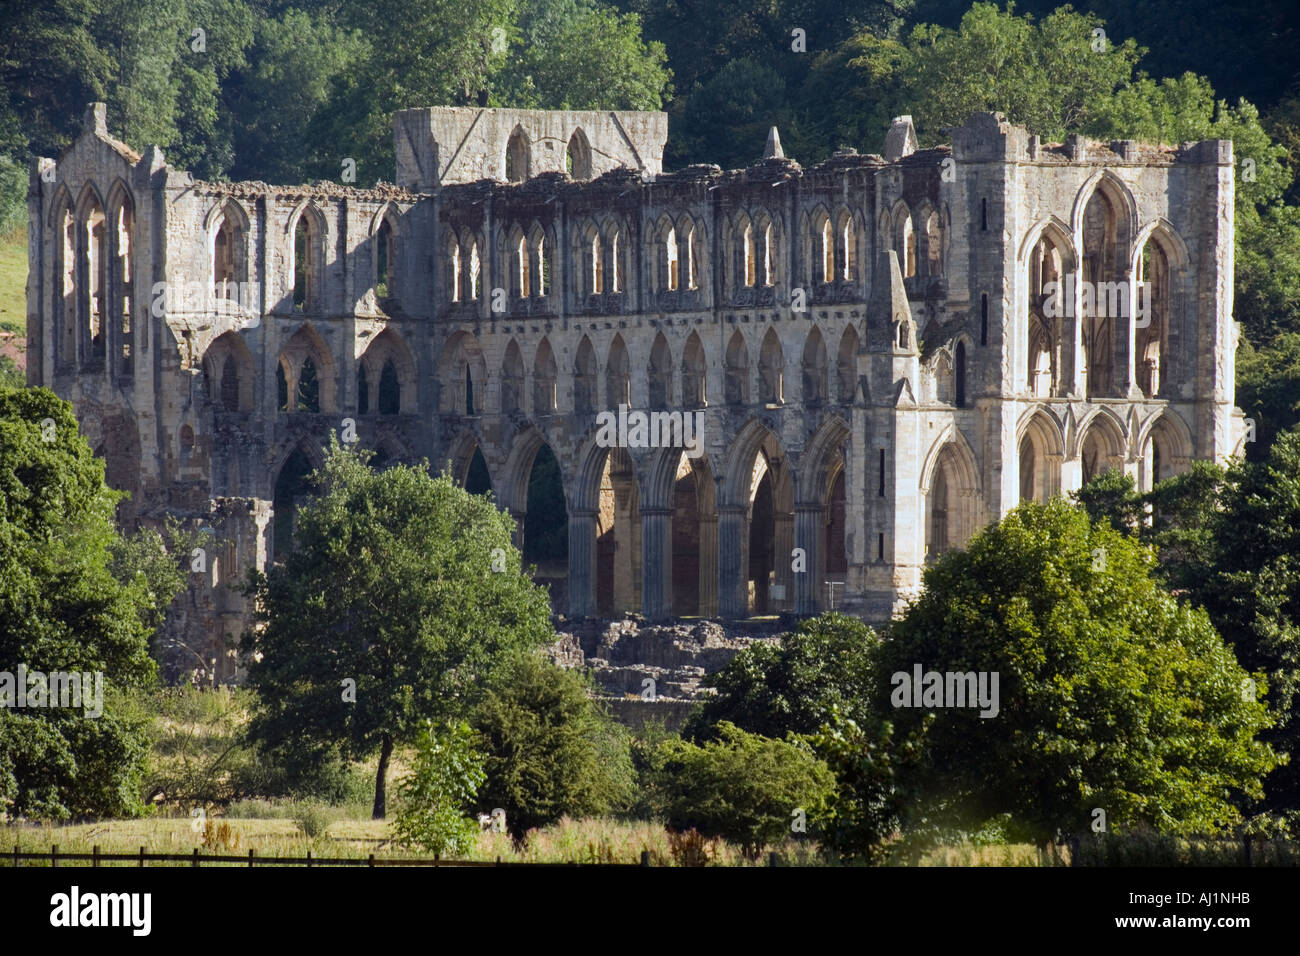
0, 227, 27, 383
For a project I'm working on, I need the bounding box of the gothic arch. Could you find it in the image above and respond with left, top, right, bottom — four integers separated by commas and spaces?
921, 429, 981, 558
506, 125, 530, 182
202, 331, 255, 412
1017, 408, 1065, 503
724, 329, 750, 405
533, 338, 558, 414
682, 330, 708, 407
606, 334, 631, 407
1075, 408, 1127, 484
1071, 169, 1139, 243
566, 127, 592, 179
648, 332, 672, 409
574, 335, 598, 413
759, 327, 784, 404
277, 323, 336, 413
363, 327, 418, 414
286, 201, 328, 313
801, 326, 828, 404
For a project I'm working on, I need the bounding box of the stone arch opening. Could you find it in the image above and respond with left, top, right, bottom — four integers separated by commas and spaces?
594, 447, 641, 616
683, 331, 707, 407
1078, 412, 1126, 486
203, 331, 255, 412
1024, 222, 1073, 398
77, 185, 107, 363
574, 336, 598, 413
837, 327, 859, 403
502, 339, 525, 415
725, 330, 749, 405
802, 327, 828, 404
1134, 226, 1183, 399
524, 442, 568, 610
1018, 411, 1063, 503
211, 199, 249, 304
291, 203, 326, 313
759, 327, 784, 404
722, 422, 794, 617
272, 446, 318, 559
1077, 176, 1135, 399
506, 126, 530, 183
649, 333, 672, 410
566, 128, 592, 180
923, 438, 979, 559
278, 324, 335, 413
534, 338, 558, 414
607, 334, 630, 408
107, 183, 134, 375
1140, 412, 1193, 492
435, 331, 483, 416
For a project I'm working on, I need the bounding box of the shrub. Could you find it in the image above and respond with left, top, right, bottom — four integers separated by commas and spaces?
390, 720, 485, 857
474, 652, 636, 839
656, 722, 836, 859
293, 802, 331, 839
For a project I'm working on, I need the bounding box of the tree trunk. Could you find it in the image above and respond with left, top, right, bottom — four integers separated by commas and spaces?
372, 733, 393, 820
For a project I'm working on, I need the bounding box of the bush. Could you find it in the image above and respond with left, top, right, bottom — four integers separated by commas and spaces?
390, 720, 485, 857
656, 722, 836, 859
293, 802, 332, 839
474, 652, 636, 839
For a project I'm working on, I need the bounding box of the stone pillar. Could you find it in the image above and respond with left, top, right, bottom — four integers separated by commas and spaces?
1116, 271, 1138, 397
698, 514, 719, 617
718, 505, 747, 617
567, 509, 596, 617
794, 504, 823, 615
774, 511, 795, 612
641, 507, 672, 620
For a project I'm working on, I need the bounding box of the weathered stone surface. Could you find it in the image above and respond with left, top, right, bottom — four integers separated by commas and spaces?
27, 104, 1242, 682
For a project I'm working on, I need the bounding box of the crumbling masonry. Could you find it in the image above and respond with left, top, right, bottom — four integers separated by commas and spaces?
26, 103, 1245, 681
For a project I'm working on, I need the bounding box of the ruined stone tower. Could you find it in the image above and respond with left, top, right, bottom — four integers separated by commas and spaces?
26, 104, 1244, 681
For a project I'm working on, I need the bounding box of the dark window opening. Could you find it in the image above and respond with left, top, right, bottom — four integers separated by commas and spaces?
980, 294, 989, 346
378, 359, 400, 415
878, 448, 886, 496
297, 357, 320, 413
357, 365, 369, 414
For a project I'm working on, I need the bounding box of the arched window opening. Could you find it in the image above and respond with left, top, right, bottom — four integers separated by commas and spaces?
743, 223, 755, 287
469, 240, 481, 300
897, 213, 916, 278
449, 239, 461, 303
955, 341, 967, 408
297, 357, 320, 413
220, 356, 240, 412
114, 199, 134, 373
666, 227, 679, 291
590, 232, 605, 295
85, 198, 107, 360
535, 234, 547, 297
292, 215, 312, 310
763, 222, 775, 287
534, 340, 558, 413
841, 216, 856, 281
506, 128, 529, 183
357, 364, 369, 414
378, 359, 400, 415
566, 130, 592, 179
213, 211, 245, 301
516, 234, 530, 298
611, 230, 623, 293
685, 225, 698, 290
820, 219, 833, 283
683, 333, 707, 407
376, 219, 394, 300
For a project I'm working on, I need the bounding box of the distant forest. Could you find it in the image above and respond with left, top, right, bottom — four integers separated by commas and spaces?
2, 0, 1299, 450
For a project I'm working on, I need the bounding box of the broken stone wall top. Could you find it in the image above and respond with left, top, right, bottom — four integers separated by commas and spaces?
393, 106, 668, 190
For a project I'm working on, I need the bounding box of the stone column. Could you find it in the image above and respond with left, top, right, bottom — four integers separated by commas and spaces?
794, 504, 823, 615
567, 509, 596, 617
641, 507, 672, 620
510, 508, 527, 554
698, 514, 718, 617
717, 505, 748, 617
774, 511, 795, 611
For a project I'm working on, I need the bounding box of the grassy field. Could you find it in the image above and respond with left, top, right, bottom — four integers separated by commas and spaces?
0, 811, 1050, 867
0, 226, 26, 338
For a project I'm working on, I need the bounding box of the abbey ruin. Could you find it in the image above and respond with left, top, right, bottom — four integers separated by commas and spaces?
26, 103, 1245, 682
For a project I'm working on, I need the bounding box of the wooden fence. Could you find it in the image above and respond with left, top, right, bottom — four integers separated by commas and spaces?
10, 844, 654, 867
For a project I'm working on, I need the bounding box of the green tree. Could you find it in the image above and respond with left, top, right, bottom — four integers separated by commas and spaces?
473, 650, 635, 839
1071, 467, 1141, 533
0, 386, 163, 818
656, 721, 836, 859
684, 612, 880, 741
883, 499, 1277, 846
390, 719, 486, 857
240, 438, 554, 819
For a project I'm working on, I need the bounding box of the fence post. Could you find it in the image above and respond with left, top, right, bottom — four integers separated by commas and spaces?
249, 848, 255, 868
1243, 835, 1253, 866
192, 847, 199, 868
368, 853, 375, 867
51, 844, 57, 868
93, 845, 99, 868
641, 850, 650, 867
307, 851, 312, 868
12, 845, 18, 868
769, 851, 778, 867
139, 846, 145, 868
